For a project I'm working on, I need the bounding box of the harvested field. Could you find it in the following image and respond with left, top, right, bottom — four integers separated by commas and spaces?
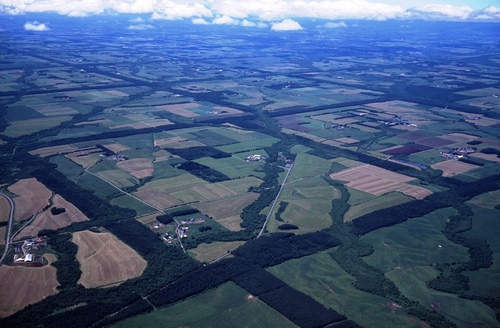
441, 133, 480, 143
117, 158, 154, 179
156, 103, 200, 118
154, 136, 185, 147
0, 227, 5, 245
36, 106, 78, 116
465, 117, 500, 127
29, 144, 78, 157
190, 241, 246, 263
0, 196, 10, 222
8, 178, 52, 221
431, 160, 479, 177
67, 153, 102, 168
101, 143, 130, 153
335, 137, 360, 144
193, 193, 259, 231
281, 128, 327, 143
134, 188, 182, 209
470, 153, 500, 162
0, 263, 59, 318
309, 113, 341, 123
73, 230, 147, 288
329, 164, 431, 199
15, 194, 89, 240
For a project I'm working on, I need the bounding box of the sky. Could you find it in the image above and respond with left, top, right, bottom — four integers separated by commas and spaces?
1, 0, 499, 31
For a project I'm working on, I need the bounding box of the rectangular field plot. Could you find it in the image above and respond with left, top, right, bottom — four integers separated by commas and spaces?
134, 189, 182, 209
189, 241, 246, 263
217, 177, 263, 194
344, 192, 413, 222
329, 164, 432, 199
114, 282, 296, 328
287, 153, 334, 182
2, 116, 72, 137
195, 157, 265, 179
216, 137, 279, 153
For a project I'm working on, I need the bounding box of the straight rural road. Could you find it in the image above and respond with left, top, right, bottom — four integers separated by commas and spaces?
0, 192, 15, 264
257, 164, 293, 238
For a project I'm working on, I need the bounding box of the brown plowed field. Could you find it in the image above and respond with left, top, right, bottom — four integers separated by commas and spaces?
0, 262, 59, 318
15, 194, 89, 240
329, 165, 431, 199
8, 178, 52, 221
117, 158, 154, 179
0, 196, 10, 222
73, 230, 147, 288
193, 193, 259, 231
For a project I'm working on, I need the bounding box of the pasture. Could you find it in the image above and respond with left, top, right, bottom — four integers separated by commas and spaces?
344, 192, 413, 222
0, 196, 10, 222
361, 207, 469, 272
8, 178, 52, 221
189, 241, 246, 263
2, 116, 72, 137
0, 262, 59, 318
386, 266, 499, 327
431, 160, 479, 177
110, 195, 156, 216
0, 227, 5, 245
267, 252, 421, 328
114, 282, 296, 328
467, 189, 500, 209
133, 188, 182, 210
329, 165, 432, 199
193, 193, 259, 231
267, 177, 337, 234
15, 194, 89, 240
287, 153, 333, 182
73, 230, 147, 288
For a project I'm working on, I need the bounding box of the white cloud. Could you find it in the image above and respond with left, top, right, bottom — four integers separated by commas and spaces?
271, 18, 302, 31
127, 24, 154, 30
130, 17, 144, 22
24, 21, 50, 31
212, 15, 239, 25
192, 18, 209, 24
241, 19, 256, 27
1, 1, 499, 23
324, 21, 347, 28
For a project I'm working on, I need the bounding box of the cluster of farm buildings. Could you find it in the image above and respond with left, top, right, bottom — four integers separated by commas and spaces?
440, 147, 476, 160
13, 237, 46, 267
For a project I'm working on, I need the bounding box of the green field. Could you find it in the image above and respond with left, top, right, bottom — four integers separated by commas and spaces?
216, 137, 279, 153
113, 282, 296, 328
287, 153, 333, 182
76, 173, 121, 200
217, 177, 262, 194
267, 252, 421, 328
110, 194, 156, 216
361, 207, 470, 272
49, 155, 84, 182
386, 266, 499, 327
195, 156, 265, 179
267, 177, 337, 234
344, 192, 413, 222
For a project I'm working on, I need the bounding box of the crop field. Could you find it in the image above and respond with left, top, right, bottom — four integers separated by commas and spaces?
361, 207, 469, 272
8, 178, 52, 221
114, 282, 296, 328
133, 188, 182, 209
386, 266, 499, 327
344, 192, 413, 222
0, 227, 6, 245
102, 143, 130, 153
189, 241, 246, 263
110, 195, 156, 216
0, 262, 59, 318
431, 160, 479, 177
467, 189, 500, 209
29, 144, 79, 157
193, 193, 259, 231
0, 196, 10, 223
141, 174, 206, 195
329, 164, 432, 199
287, 153, 333, 182
195, 156, 264, 179
267, 252, 421, 328
76, 173, 120, 200
116, 158, 154, 179
268, 177, 337, 233
15, 194, 89, 240
73, 230, 147, 288
3, 116, 72, 137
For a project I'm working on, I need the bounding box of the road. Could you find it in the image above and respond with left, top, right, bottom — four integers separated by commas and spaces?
0, 192, 15, 264
257, 164, 293, 238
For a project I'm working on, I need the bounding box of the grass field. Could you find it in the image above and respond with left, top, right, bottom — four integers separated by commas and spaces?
50, 155, 85, 182
116, 158, 154, 179
217, 177, 262, 194
193, 193, 259, 231
113, 282, 296, 328
344, 192, 413, 222
431, 160, 479, 177
134, 188, 182, 209
386, 266, 499, 327
110, 195, 156, 216
189, 241, 246, 263
467, 189, 500, 209
195, 156, 264, 179
73, 230, 147, 288
0, 262, 59, 318
361, 207, 469, 272
287, 153, 333, 182
29, 144, 78, 157
2, 116, 72, 137
267, 252, 421, 328
267, 177, 338, 234
15, 194, 89, 240
76, 174, 120, 200
8, 178, 52, 221
0, 227, 6, 245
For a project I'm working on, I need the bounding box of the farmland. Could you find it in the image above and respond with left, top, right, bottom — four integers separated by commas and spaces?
8, 178, 52, 221
0, 15, 499, 328
0, 259, 59, 317
72, 230, 147, 288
